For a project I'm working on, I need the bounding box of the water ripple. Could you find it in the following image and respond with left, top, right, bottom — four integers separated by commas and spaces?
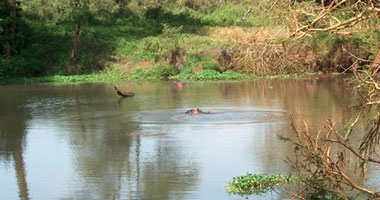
132, 107, 287, 125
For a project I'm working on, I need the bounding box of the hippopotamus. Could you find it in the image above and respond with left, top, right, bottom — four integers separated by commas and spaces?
185, 108, 210, 115
172, 82, 188, 88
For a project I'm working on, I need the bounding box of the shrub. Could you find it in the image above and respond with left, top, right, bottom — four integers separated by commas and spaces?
132, 64, 179, 80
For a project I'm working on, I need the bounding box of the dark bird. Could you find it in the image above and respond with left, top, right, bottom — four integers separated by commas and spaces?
114, 86, 135, 98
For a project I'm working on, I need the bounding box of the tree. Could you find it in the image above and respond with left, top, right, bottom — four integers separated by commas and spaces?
284, 0, 380, 199
19, 0, 120, 72
0, 0, 23, 59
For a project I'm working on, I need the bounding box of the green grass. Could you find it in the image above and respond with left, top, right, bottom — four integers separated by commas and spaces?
0, 0, 289, 79
2, 0, 378, 83
0, 71, 326, 85
0, 73, 128, 85
173, 69, 251, 81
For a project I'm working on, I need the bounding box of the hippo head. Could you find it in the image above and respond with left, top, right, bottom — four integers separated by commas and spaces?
174, 82, 188, 88
186, 108, 202, 115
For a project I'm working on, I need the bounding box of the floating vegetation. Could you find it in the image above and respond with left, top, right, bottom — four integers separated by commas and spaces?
226, 174, 294, 196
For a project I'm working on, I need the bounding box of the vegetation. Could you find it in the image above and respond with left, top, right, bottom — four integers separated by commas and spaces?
282, 69, 380, 200
0, 0, 378, 82
283, 1, 380, 199
1, 1, 380, 199
0, 73, 127, 84
226, 0, 380, 199
226, 174, 294, 196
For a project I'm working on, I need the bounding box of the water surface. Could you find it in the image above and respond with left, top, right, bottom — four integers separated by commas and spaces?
0, 78, 375, 200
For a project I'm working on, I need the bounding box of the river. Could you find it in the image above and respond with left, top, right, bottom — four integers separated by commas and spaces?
0, 78, 378, 200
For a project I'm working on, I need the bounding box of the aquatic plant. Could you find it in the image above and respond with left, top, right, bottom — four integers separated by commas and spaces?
174, 69, 250, 81
226, 174, 294, 196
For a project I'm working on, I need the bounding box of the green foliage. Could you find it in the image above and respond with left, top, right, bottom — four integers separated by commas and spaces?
221, 70, 250, 79
189, 69, 222, 80
175, 69, 249, 81
226, 174, 294, 196
2, 0, 289, 80
0, 1, 36, 78
306, 189, 345, 200
20, 0, 119, 21
201, 4, 244, 26
308, 32, 357, 51
0, 0, 377, 81
0, 1, 29, 55
0, 54, 41, 78
0, 73, 126, 84
182, 55, 219, 71
132, 65, 179, 80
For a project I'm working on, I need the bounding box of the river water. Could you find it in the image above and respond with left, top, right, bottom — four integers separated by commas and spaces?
0, 78, 378, 200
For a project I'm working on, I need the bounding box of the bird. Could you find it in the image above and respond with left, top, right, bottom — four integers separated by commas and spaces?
114, 86, 135, 98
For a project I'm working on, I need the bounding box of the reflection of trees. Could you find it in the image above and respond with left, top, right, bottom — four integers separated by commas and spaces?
139, 140, 199, 200
51, 84, 139, 199
60, 83, 198, 200
217, 78, 353, 126
3, 79, 355, 199
216, 79, 363, 186
0, 86, 30, 200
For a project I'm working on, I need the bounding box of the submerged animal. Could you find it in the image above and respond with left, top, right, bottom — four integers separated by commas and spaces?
185, 108, 210, 115
114, 86, 135, 98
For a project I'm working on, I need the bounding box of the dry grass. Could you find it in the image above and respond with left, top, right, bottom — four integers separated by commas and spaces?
214, 40, 370, 75
207, 26, 289, 43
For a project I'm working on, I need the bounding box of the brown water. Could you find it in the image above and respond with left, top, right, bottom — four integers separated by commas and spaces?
0, 78, 378, 200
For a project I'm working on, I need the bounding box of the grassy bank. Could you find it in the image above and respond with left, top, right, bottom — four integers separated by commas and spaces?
1, 0, 379, 82
0, 70, 326, 85
0, 74, 128, 85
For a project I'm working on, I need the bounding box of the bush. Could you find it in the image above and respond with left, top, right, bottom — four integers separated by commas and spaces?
132, 64, 179, 80
182, 55, 219, 72
0, 55, 42, 78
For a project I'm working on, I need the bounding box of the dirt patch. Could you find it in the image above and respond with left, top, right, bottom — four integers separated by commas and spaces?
138, 60, 152, 69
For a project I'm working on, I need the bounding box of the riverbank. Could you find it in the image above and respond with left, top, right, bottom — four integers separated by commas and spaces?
1, 1, 378, 81
0, 71, 327, 85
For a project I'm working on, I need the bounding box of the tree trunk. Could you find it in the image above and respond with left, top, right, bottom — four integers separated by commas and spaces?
4, 42, 12, 59
8, 0, 16, 17
70, 20, 83, 65
4, 0, 16, 59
